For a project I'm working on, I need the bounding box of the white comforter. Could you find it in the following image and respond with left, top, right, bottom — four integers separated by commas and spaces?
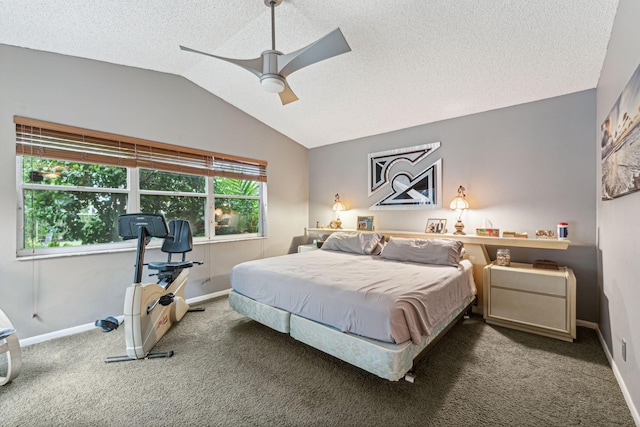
230, 249, 476, 344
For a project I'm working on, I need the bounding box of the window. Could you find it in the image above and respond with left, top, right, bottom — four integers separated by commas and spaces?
139, 169, 207, 237
15, 117, 267, 256
21, 156, 128, 249
214, 177, 261, 235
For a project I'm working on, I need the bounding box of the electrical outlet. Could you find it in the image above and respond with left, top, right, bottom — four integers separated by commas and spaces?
622, 339, 627, 362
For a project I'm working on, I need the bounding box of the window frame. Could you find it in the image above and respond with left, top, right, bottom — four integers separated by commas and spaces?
211, 178, 266, 240
15, 117, 268, 258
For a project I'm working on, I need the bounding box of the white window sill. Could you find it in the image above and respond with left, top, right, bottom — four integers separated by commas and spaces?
16, 235, 267, 261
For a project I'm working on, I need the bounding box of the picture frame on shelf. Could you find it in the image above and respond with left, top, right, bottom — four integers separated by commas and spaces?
357, 216, 374, 231
426, 218, 447, 234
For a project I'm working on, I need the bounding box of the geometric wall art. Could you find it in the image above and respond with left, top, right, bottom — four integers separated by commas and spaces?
368, 142, 442, 210
601, 62, 640, 200
368, 142, 440, 195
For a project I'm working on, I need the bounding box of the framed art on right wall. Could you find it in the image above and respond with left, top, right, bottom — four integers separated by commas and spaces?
601, 62, 640, 200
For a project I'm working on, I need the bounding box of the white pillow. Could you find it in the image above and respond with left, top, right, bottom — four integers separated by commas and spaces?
321, 232, 386, 255
380, 237, 463, 267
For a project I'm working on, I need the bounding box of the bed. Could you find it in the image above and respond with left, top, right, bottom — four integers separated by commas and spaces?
229, 232, 476, 382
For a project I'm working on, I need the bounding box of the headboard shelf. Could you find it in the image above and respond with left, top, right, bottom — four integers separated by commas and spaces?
306, 228, 571, 251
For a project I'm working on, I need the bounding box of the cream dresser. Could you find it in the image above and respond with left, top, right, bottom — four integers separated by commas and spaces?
483, 262, 576, 342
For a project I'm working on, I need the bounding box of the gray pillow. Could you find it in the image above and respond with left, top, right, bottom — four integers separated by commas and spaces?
380, 237, 463, 267
321, 232, 386, 255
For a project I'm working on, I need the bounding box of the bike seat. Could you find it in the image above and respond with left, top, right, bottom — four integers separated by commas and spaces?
148, 220, 198, 274
148, 260, 193, 271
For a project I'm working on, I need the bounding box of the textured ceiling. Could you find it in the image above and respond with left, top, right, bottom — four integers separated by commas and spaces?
0, 0, 619, 148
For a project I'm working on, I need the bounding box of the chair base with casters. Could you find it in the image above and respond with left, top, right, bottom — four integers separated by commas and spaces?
0, 309, 21, 386
104, 214, 203, 363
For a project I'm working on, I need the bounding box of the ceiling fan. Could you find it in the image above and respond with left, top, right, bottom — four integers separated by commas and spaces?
179, 0, 351, 105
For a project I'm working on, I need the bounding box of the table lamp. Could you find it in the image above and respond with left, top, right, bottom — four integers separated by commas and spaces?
449, 186, 469, 235
332, 193, 346, 229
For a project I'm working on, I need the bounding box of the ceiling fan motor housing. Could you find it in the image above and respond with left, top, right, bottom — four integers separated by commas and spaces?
260, 50, 286, 93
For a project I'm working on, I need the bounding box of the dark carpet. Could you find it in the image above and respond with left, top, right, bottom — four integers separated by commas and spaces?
0, 296, 634, 426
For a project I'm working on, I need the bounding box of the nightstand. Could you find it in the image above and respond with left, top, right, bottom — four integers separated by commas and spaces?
297, 244, 318, 253
483, 262, 576, 342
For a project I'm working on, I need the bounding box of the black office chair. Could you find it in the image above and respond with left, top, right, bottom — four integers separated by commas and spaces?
147, 220, 200, 286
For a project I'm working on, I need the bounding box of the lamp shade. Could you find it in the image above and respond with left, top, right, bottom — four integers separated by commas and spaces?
332, 193, 346, 212
332, 201, 346, 212
449, 196, 469, 210
449, 186, 469, 210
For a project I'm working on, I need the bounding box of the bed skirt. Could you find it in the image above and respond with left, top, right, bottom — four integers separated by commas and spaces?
229, 290, 290, 333
229, 290, 475, 381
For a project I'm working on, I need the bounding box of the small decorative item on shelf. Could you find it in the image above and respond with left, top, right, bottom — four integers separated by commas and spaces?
426, 218, 447, 234
535, 229, 555, 239
357, 216, 374, 231
496, 249, 511, 266
476, 228, 500, 237
557, 222, 569, 240
533, 259, 559, 270
503, 231, 528, 238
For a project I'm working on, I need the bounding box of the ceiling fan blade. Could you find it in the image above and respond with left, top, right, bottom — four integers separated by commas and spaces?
277, 28, 351, 78
179, 45, 263, 78
278, 82, 299, 105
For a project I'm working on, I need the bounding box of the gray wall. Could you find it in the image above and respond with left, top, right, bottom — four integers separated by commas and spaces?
309, 90, 597, 321
596, 0, 640, 413
0, 44, 308, 339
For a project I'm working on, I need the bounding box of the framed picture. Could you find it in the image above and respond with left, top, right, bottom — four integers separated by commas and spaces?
601, 62, 640, 200
357, 216, 374, 231
426, 218, 447, 234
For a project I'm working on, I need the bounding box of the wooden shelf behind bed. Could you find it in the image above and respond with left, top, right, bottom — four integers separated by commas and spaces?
306, 228, 571, 315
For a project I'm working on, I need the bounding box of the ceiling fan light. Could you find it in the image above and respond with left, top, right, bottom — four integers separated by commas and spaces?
261, 75, 285, 93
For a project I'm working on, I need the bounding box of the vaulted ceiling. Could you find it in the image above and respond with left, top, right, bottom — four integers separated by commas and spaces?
0, 0, 619, 148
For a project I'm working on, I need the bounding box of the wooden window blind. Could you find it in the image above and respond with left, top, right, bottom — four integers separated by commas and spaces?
14, 116, 267, 182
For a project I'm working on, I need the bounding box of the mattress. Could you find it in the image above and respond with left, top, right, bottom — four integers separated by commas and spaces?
230, 249, 475, 344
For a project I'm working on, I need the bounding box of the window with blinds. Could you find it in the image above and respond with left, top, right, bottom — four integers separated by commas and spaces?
15, 117, 267, 181
15, 116, 268, 256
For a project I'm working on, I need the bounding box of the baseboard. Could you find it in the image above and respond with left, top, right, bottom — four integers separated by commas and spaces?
187, 288, 231, 304
576, 319, 598, 330
19, 289, 231, 348
590, 323, 640, 426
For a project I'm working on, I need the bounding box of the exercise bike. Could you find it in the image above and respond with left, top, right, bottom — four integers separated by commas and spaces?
103, 213, 203, 363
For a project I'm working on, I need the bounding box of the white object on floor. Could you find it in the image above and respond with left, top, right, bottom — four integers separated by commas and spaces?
0, 308, 21, 385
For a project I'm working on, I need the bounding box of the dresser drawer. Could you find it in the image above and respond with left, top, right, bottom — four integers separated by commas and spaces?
489, 263, 567, 297
489, 287, 567, 330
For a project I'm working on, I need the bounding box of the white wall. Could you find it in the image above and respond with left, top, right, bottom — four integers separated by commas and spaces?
309, 90, 598, 321
0, 45, 309, 339
596, 0, 640, 414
